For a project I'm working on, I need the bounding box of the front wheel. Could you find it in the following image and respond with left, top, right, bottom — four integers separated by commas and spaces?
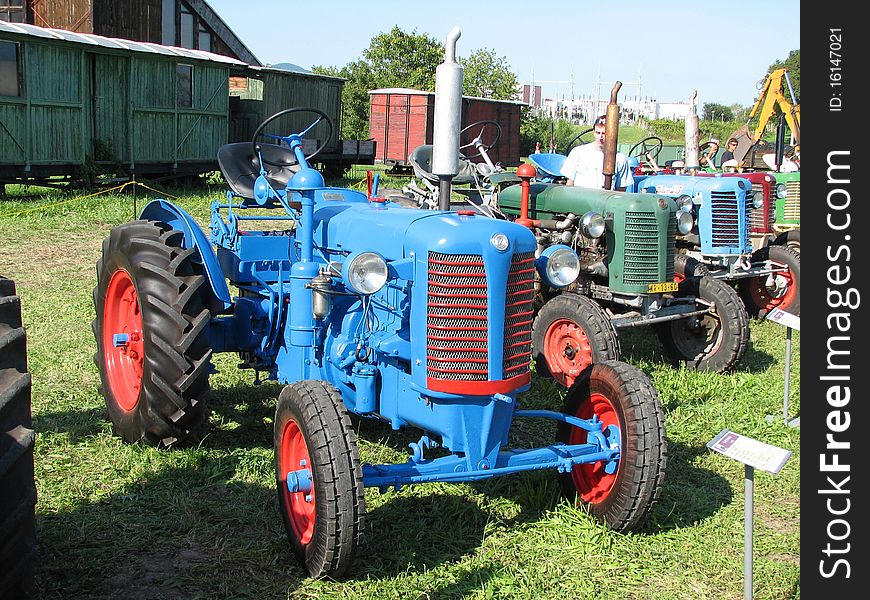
532, 293, 621, 388
557, 361, 667, 531
657, 276, 749, 373
275, 381, 365, 579
739, 244, 800, 319
92, 221, 212, 447
771, 228, 800, 254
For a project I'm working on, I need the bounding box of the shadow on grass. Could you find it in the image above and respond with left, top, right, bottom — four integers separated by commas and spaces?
32, 406, 107, 442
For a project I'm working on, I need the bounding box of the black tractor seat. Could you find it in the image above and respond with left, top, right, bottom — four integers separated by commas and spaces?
408, 144, 479, 186
217, 142, 300, 199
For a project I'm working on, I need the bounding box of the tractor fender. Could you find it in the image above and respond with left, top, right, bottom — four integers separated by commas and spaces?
139, 199, 232, 309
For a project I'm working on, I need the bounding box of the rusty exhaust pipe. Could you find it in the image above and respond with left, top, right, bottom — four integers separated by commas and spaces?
602, 81, 622, 190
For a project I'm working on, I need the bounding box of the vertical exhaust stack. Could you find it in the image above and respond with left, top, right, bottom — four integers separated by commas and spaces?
432, 26, 463, 211
685, 90, 700, 172
602, 81, 622, 190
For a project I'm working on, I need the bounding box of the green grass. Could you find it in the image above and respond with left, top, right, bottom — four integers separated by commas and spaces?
0, 179, 799, 599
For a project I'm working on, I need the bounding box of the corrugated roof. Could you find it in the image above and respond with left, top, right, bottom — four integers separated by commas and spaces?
0, 19, 247, 66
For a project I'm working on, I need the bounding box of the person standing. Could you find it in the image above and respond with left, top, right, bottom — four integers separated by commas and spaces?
560, 115, 634, 191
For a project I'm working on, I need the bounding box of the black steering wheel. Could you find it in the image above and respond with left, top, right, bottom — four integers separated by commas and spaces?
564, 127, 595, 153
628, 136, 663, 160
459, 120, 501, 157
251, 107, 334, 167
698, 141, 719, 166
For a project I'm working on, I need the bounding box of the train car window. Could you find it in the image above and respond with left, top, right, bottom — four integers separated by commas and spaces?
0, 41, 21, 97
177, 64, 193, 108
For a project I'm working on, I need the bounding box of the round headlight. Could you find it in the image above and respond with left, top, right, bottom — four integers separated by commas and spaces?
750, 191, 763, 209
342, 251, 388, 295
677, 210, 693, 235
491, 232, 510, 251
776, 183, 787, 199
675, 194, 693, 212
579, 211, 606, 238
536, 245, 580, 288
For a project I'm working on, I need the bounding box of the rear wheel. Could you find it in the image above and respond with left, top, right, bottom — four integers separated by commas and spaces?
673, 254, 710, 283
275, 381, 365, 579
657, 275, 749, 373
92, 221, 212, 447
0, 277, 37, 598
532, 293, 621, 388
771, 228, 800, 254
557, 361, 667, 531
739, 244, 800, 319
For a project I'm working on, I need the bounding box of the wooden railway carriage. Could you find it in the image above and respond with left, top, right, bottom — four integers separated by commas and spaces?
0, 20, 357, 184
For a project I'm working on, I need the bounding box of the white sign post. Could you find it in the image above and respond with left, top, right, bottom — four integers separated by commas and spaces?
765, 308, 800, 427
707, 429, 792, 600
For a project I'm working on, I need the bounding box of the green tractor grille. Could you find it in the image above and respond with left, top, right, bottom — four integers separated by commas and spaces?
710, 190, 749, 247
783, 180, 800, 223
623, 212, 675, 285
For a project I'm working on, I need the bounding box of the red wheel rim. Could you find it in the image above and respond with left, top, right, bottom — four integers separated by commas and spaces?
748, 263, 796, 312
102, 269, 144, 412
568, 392, 620, 503
543, 318, 594, 388
280, 419, 315, 545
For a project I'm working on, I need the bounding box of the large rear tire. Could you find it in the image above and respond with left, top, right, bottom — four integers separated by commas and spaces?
738, 244, 800, 319
657, 275, 750, 373
92, 221, 212, 447
771, 228, 800, 254
532, 293, 621, 388
275, 381, 365, 579
557, 361, 667, 531
0, 276, 37, 598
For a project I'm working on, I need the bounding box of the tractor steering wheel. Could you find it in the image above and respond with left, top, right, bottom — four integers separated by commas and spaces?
458, 120, 501, 157
251, 107, 334, 167
564, 127, 595, 153
628, 136, 664, 160
698, 141, 718, 166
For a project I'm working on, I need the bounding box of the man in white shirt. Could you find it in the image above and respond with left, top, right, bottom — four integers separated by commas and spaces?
560, 115, 634, 191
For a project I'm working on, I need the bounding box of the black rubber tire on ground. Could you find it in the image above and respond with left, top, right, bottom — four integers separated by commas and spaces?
274, 381, 365, 579
673, 254, 710, 280
92, 221, 212, 447
738, 244, 801, 320
656, 275, 750, 373
556, 360, 667, 532
532, 293, 621, 388
0, 277, 37, 598
771, 228, 800, 254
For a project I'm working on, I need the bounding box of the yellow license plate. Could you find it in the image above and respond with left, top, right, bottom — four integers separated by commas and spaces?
647, 281, 679, 294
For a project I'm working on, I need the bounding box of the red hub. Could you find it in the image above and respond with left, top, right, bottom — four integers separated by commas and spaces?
568, 392, 620, 503
102, 269, 144, 412
543, 318, 594, 388
749, 264, 796, 312
280, 419, 315, 545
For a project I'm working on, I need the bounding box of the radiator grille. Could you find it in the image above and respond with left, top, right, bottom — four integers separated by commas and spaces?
426, 251, 535, 382
750, 182, 775, 233
710, 191, 743, 247
783, 180, 800, 222
624, 212, 674, 285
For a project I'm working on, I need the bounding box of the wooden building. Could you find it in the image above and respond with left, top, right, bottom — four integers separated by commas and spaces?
2, 0, 260, 65
369, 88, 526, 171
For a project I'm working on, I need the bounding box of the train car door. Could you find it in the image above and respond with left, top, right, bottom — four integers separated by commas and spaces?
91, 54, 129, 163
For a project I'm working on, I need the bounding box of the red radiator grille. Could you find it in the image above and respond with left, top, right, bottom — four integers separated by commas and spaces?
426, 251, 535, 383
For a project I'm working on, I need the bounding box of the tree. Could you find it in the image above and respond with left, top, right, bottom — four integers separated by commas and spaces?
460, 49, 519, 100
702, 102, 734, 122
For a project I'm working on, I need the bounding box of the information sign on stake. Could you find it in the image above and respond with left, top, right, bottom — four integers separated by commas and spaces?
764, 308, 800, 427
707, 429, 792, 600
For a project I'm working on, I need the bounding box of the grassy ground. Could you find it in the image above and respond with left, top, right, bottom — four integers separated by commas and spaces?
0, 174, 799, 599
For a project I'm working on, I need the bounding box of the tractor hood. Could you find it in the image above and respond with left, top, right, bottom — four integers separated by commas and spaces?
313, 197, 536, 262
633, 173, 753, 201
499, 182, 675, 220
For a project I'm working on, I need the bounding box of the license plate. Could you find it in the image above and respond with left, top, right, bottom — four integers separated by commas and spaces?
647, 281, 679, 294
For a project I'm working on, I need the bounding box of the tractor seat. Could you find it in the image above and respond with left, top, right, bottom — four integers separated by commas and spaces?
217, 142, 300, 199
408, 144, 478, 185
526, 153, 566, 179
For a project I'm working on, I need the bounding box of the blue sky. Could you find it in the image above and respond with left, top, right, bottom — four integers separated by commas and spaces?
207, 0, 799, 107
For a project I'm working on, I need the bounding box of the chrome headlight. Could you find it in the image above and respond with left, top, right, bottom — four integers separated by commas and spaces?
536, 245, 580, 288
675, 194, 693, 213
776, 183, 787, 199
677, 210, 693, 235
342, 251, 388, 295
579, 211, 606, 238
750, 191, 763, 209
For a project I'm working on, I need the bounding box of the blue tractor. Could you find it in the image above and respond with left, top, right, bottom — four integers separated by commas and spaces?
92, 107, 667, 578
